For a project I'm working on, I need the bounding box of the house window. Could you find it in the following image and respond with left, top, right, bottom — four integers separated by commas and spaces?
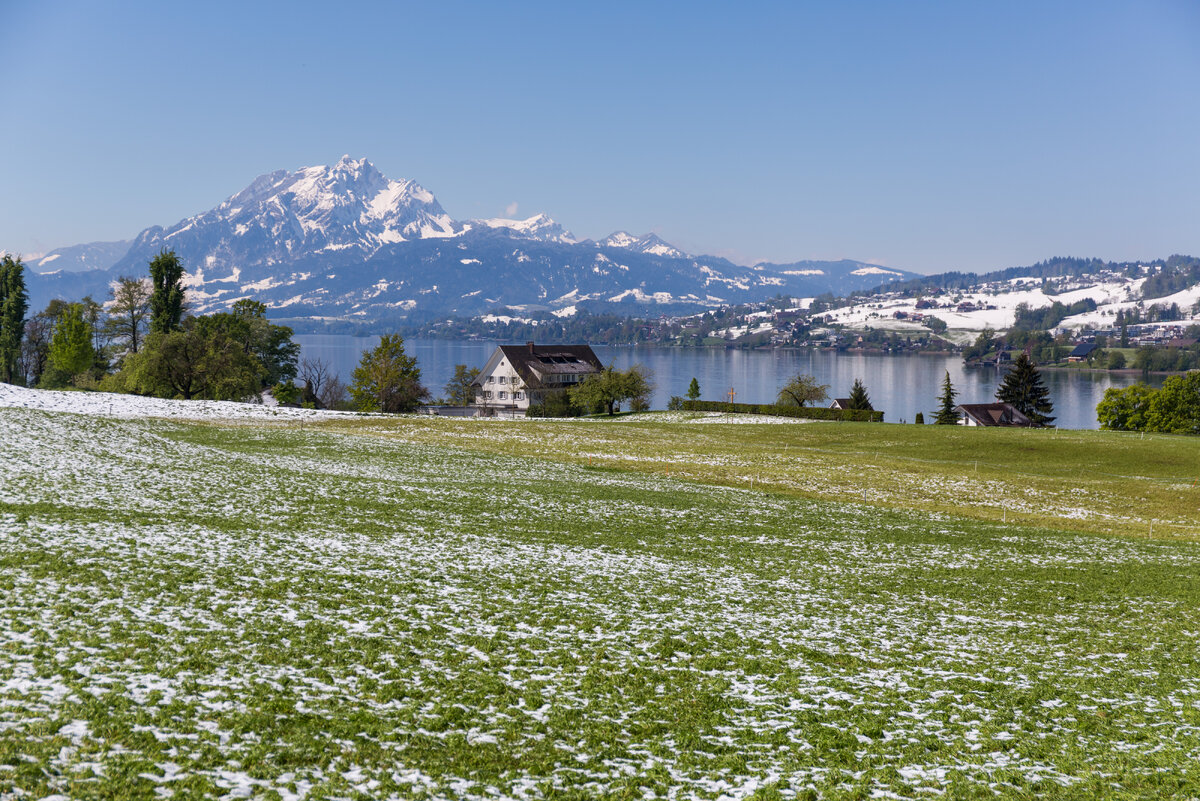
515, 391, 524, 400
498, 391, 507, 400
487, 376, 494, 383
498, 376, 506, 384
483, 391, 492, 400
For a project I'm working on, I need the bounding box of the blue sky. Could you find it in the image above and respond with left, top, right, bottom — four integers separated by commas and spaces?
2, 0, 1198, 273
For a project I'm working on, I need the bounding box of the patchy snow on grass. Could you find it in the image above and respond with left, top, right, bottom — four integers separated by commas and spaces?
0, 382, 356, 421
3, 402, 1199, 798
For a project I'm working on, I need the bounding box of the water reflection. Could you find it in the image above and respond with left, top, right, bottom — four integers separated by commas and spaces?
296, 335, 1164, 430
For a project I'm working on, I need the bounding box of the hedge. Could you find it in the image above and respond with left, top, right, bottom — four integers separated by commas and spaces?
680, 400, 883, 422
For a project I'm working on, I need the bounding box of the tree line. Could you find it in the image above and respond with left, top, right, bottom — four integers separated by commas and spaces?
1097, 374, 1200, 435
0, 251, 318, 404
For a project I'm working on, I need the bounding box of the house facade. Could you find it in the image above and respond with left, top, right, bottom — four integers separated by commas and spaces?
471, 342, 604, 414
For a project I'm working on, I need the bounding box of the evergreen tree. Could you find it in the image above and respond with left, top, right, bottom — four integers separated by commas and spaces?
996, 352, 1055, 426
933, 371, 959, 424
350, 334, 429, 413
149, 249, 185, 334
45, 302, 94, 384
686, 377, 701, 401
0, 255, 29, 384
847, 378, 873, 411
914, 412, 925, 425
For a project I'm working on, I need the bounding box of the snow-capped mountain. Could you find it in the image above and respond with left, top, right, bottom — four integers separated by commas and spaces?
470, 213, 578, 244
599, 232, 689, 259
24, 240, 132, 274
25, 157, 920, 325
113, 156, 462, 275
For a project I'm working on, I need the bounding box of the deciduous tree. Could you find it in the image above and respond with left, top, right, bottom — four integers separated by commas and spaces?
444, 364, 481, 406
777, 374, 829, 407
17, 315, 50, 386
298, 356, 334, 407
123, 321, 259, 400
571, 365, 654, 415
1146, 372, 1200, 435
1096, 383, 1157, 431
227, 299, 299, 386
105, 276, 151, 355
350, 334, 429, 413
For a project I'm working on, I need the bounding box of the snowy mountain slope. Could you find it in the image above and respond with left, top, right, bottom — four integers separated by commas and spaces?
111, 156, 462, 278
23, 239, 132, 274
599, 232, 688, 259
24, 157, 919, 324
470, 213, 578, 244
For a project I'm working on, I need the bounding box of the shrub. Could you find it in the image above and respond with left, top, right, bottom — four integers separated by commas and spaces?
681, 400, 882, 422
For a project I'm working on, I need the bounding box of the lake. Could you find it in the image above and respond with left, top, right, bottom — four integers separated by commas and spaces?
295, 335, 1164, 429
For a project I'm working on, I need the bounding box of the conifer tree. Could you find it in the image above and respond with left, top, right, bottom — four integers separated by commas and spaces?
686, 377, 701, 401
0, 255, 29, 384
847, 378, 872, 411
996, 352, 1055, 426
933, 371, 958, 424
149, 249, 185, 334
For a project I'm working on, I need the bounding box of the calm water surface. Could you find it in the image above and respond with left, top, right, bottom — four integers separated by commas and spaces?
296, 335, 1164, 430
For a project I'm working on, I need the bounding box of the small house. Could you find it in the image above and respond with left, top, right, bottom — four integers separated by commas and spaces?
954, 403, 1034, 428
829, 398, 853, 410
1067, 343, 1098, 362
472, 342, 603, 415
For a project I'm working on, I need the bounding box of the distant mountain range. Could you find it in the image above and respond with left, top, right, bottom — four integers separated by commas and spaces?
23, 156, 917, 327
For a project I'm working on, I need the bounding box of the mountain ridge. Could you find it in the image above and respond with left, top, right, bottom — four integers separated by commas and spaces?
23, 156, 919, 324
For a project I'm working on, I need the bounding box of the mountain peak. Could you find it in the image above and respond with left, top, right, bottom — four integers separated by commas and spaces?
120, 157, 462, 272
472, 213, 577, 244
601, 231, 688, 259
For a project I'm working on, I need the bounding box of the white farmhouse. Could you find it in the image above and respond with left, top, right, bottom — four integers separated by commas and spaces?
472, 342, 604, 415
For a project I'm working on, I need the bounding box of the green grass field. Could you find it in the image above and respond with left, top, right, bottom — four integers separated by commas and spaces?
2, 408, 1199, 799
317, 413, 1200, 538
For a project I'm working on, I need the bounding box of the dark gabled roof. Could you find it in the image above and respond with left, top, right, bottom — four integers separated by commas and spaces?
1069, 343, 1099, 357
955, 402, 1034, 427
472, 343, 604, 390
829, 398, 852, 409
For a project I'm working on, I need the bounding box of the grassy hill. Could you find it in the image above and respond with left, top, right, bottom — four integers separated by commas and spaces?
2, 406, 1199, 798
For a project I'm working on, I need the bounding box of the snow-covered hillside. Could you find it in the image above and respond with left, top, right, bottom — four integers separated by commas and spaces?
817, 269, 1200, 342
